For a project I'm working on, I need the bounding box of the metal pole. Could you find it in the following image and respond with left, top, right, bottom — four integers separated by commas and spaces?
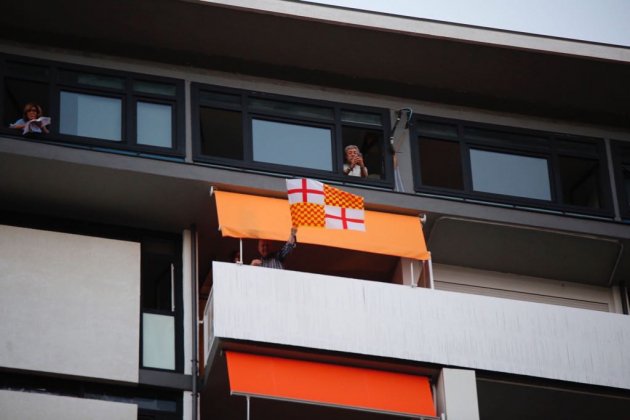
246, 395, 251, 420
239, 238, 243, 264
410, 260, 416, 288
428, 256, 435, 290
191, 226, 199, 420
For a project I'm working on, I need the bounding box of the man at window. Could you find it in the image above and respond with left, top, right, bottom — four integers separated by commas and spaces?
343, 145, 368, 178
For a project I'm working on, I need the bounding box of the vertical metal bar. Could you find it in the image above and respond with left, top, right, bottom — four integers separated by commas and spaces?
428, 257, 435, 290
170, 263, 175, 312
239, 238, 243, 264
246, 395, 250, 420
410, 260, 416, 288
191, 227, 199, 420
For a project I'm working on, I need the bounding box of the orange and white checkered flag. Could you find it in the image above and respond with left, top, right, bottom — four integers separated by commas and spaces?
286, 178, 365, 231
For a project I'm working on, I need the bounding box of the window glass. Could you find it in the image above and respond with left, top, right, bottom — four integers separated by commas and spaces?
199, 90, 241, 106
342, 126, 384, 178
199, 107, 243, 159
558, 156, 601, 208
137, 102, 172, 148
59, 70, 125, 90
142, 313, 175, 370
465, 127, 548, 148
252, 119, 332, 171
417, 121, 459, 139
249, 98, 334, 121
60, 91, 122, 141
340, 110, 382, 126
470, 149, 551, 200
419, 138, 464, 190
133, 80, 176, 96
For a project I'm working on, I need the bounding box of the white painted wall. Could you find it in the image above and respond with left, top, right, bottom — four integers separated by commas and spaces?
212, 262, 630, 390
0, 225, 140, 383
0, 390, 137, 420
436, 369, 480, 420
434, 263, 618, 312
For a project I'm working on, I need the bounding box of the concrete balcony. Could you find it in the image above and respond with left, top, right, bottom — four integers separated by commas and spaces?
208, 262, 630, 390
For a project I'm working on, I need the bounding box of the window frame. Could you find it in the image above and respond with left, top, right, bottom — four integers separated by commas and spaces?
191, 83, 393, 186
611, 140, 630, 220
0, 53, 185, 157
410, 115, 614, 217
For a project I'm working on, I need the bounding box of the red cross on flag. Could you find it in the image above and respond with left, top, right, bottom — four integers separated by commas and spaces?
286, 178, 365, 231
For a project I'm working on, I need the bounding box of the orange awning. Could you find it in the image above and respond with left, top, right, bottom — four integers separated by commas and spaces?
214, 190, 430, 260
226, 351, 436, 417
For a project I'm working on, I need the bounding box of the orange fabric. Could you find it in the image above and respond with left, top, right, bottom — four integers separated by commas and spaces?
226, 351, 436, 417
214, 190, 430, 260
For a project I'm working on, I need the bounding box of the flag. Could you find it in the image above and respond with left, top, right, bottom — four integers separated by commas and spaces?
286, 178, 365, 231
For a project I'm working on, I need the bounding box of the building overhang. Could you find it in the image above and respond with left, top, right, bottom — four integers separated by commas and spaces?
1, 0, 629, 128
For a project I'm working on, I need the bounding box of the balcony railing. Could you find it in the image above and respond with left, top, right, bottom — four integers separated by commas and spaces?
208, 262, 630, 390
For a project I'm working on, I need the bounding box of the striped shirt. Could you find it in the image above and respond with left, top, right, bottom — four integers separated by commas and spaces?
260, 241, 296, 269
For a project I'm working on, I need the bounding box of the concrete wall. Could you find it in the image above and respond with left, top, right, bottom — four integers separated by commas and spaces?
0, 390, 137, 420
0, 225, 140, 383
212, 262, 630, 390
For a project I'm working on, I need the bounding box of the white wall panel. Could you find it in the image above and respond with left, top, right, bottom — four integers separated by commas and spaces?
0, 225, 140, 382
213, 262, 630, 390
0, 390, 137, 420
434, 264, 616, 312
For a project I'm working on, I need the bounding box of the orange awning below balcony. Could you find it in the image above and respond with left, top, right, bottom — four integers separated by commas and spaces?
226, 351, 436, 417
214, 190, 430, 260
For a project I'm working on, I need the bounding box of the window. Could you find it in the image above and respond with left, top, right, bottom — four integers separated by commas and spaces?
141, 236, 182, 372
0, 54, 184, 156
411, 116, 612, 216
470, 149, 551, 200
192, 84, 391, 183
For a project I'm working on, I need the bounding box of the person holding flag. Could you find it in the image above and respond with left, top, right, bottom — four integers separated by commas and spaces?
251, 227, 297, 269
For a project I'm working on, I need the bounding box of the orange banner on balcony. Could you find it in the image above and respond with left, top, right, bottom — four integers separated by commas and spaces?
214, 190, 429, 260
226, 351, 436, 417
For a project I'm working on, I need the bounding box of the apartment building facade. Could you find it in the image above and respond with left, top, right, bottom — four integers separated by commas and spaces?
1, 1, 630, 419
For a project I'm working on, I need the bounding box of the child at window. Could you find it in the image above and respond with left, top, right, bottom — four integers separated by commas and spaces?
10, 103, 51, 135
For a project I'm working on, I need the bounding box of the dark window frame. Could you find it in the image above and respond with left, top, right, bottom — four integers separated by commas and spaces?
0, 53, 185, 157
410, 115, 614, 217
191, 83, 394, 186
611, 140, 630, 220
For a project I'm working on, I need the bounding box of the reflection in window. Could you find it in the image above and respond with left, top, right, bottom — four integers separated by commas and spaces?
200, 107, 243, 160
137, 102, 172, 148
342, 126, 384, 178
419, 138, 464, 190
558, 156, 601, 209
470, 149, 551, 200
60, 91, 121, 141
252, 119, 332, 171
